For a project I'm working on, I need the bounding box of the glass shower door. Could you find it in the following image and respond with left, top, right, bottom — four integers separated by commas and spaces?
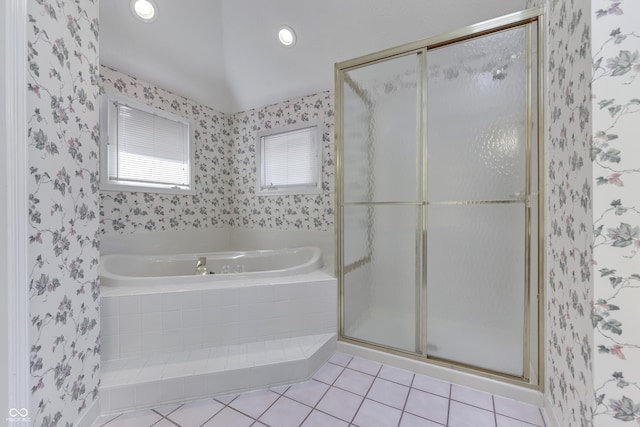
340, 53, 423, 354
425, 26, 530, 376
336, 10, 542, 382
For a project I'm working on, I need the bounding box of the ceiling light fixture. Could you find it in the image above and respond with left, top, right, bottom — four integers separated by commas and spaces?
131, 0, 158, 23
278, 26, 297, 47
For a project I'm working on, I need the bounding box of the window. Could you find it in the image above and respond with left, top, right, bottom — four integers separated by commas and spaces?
256, 122, 322, 195
100, 93, 193, 194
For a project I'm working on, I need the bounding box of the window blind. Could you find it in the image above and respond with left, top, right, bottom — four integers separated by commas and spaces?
261, 126, 319, 189
111, 103, 190, 188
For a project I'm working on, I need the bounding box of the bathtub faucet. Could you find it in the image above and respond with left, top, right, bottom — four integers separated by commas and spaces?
194, 257, 208, 275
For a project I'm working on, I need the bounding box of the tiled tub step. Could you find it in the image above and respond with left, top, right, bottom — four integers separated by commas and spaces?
100, 333, 336, 414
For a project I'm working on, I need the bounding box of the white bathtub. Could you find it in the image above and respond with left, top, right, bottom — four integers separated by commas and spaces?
99, 244, 337, 413
100, 246, 323, 289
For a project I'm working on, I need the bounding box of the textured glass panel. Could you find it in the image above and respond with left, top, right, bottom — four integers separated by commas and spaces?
426, 204, 525, 375
343, 54, 419, 203
343, 83, 371, 203
343, 205, 372, 267
427, 27, 527, 202
343, 205, 421, 353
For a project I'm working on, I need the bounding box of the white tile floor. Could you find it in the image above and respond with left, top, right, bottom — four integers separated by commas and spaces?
93, 352, 547, 427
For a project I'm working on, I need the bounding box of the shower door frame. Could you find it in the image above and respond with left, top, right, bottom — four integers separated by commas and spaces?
335, 7, 545, 389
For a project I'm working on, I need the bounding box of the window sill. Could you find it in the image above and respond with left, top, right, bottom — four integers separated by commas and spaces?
100, 182, 195, 195
256, 187, 322, 197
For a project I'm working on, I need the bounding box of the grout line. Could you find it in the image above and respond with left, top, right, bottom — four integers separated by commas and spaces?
496, 413, 544, 426
347, 360, 383, 425
365, 394, 410, 413
155, 416, 181, 427
253, 392, 285, 425
401, 389, 450, 425
297, 401, 320, 424
240, 389, 284, 424
316, 357, 360, 425
296, 367, 350, 425
98, 413, 122, 426
309, 360, 354, 423
445, 383, 452, 426
196, 399, 226, 427
493, 395, 498, 427
271, 384, 291, 395
395, 372, 416, 427
450, 398, 499, 418
214, 393, 240, 406
324, 361, 349, 386
331, 382, 374, 397
225, 405, 261, 425
342, 359, 383, 377
449, 394, 496, 413
152, 402, 186, 427
152, 403, 183, 418
309, 408, 353, 427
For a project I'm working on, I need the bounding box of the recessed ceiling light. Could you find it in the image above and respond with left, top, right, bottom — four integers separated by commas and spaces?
130, 0, 158, 23
278, 26, 296, 47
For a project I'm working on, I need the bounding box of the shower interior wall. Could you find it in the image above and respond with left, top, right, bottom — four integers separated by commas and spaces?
99, 67, 335, 260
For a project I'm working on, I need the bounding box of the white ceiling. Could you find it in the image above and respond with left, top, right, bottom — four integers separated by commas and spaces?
100, 0, 528, 114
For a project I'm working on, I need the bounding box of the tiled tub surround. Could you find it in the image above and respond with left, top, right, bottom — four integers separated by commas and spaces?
94, 352, 549, 427
100, 272, 337, 414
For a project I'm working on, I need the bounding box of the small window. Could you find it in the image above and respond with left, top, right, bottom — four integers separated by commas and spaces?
256, 122, 322, 195
100, 93, 193, 194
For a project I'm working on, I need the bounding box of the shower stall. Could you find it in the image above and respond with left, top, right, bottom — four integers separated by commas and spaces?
335, 8, 543, 386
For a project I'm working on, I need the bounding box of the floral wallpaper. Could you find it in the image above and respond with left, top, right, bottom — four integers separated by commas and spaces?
591, 0, 640, 425
544, 0, 595, 426
26, 0, 101, 425
25, 2, 640, 426
100, 67, 335, 236
99, 66, 231, 235
228, 92, 335, 231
